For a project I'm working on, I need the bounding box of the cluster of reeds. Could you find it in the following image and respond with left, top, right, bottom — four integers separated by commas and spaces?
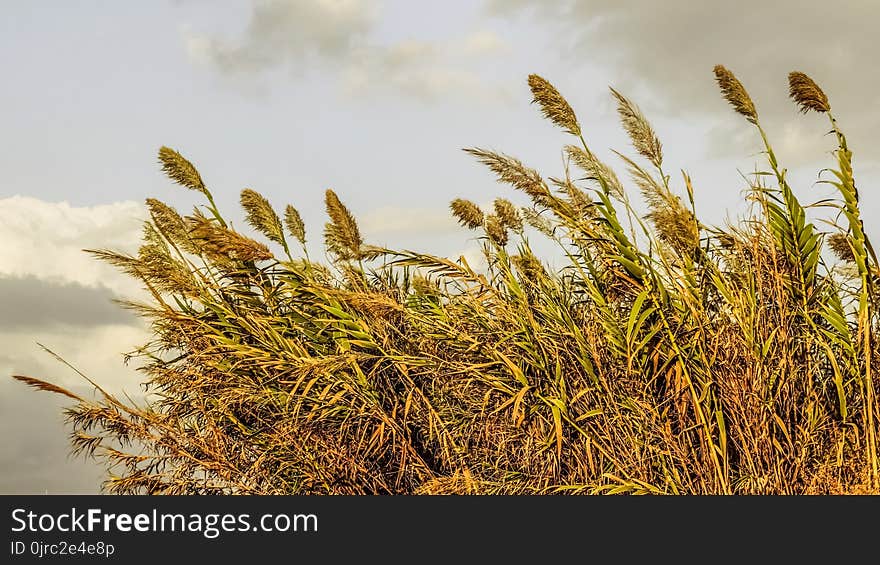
14, 66, 879, 494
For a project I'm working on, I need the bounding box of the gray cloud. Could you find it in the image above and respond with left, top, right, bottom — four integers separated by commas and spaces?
182, 0, 510, 101
0, 276, 136, 330
0, 369, 103, 494
0, 196, 146, 297
488, 0, 880, 164
184, 0, 375, 74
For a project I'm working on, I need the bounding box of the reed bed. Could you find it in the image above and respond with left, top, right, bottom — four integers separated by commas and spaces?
14, 66, 879, 494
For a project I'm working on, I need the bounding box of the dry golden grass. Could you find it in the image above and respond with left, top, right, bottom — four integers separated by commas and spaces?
12, 67, 880, 495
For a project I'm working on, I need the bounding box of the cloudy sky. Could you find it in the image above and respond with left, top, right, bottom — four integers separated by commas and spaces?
2, 0, 879, 493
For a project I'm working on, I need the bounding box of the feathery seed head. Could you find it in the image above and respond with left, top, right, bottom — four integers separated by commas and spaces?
564, 145, 625, 199
553, 176, 596, 220
527, 74, 582, 137
464, 148, 551, 205
240, 188, 285, 246
158, 146, 207, 194
136, 223, 200, 295
411, 274, 441, 297
145, 198, 200, 255
521, 207, 555, 237
610, 87, 663, 168
484, 214, 509, 246
788, 71, 830, 114
284, 204, 307, 245
493, 198, 523, 231
324, 189, 364, 261
828, 233, 855, 263
187, 211, 273, 263
450, 198, 485, 230
647, 199, 700, 255
713, 65, 758, 124
511, 252, 547, 282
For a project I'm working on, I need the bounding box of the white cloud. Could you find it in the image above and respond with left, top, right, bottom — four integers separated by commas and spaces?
0, 196, 146, 297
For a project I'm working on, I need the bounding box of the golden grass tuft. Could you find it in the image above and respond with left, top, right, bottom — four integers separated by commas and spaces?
15, 67, 880, 496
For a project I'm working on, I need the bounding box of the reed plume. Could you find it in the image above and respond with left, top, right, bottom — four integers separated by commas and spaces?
484, 214, 509, 246
240, 189, 285, 247
145, 198, 199, 255
828, 233, 855, 263
493, 198, 523, 231
158, 146, 207, 194
450, 198, 485, 229
527, 74, 581, 137
713, 65, 758, 124
788, 71, 831, 114
284, 204, 307, 245
324, 189, 364, 261
610, 87, 663, 169
464, 148, 551, 204
187, 211, 273, 263
520, 207, 554, 236
564, 145, 624, 199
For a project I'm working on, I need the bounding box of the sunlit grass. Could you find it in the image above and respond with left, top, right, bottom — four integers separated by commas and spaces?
14, 66, 879, 494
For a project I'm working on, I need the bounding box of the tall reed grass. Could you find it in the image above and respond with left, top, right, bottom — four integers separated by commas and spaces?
14, 66, 879, 494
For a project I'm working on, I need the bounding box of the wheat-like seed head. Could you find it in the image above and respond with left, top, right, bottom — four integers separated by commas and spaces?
564, 145, 624, 199
145, 198, 200, 255
788, 71, 831, 114
551, 175, 596, 220
828, 233, 855, 263
411, 274, 441, 297
511, 252, 546, 283
12, 375, 85, 402
324, 189, 364, 261
240, 189, 285, 246
647, 199, 700, 255
610, 87, 663, 169
450, 199, 485, 229
520, 207, 554, 237
484, 214, 509, 246
464, 148, 551, 205
187, 210, 273, 263
493, 198, 523, 231
527, 74, 581, 137
158, 147, 207, 194
284, 204, 307, 245
133, 223, 200, 295
713, 65, 758, 124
